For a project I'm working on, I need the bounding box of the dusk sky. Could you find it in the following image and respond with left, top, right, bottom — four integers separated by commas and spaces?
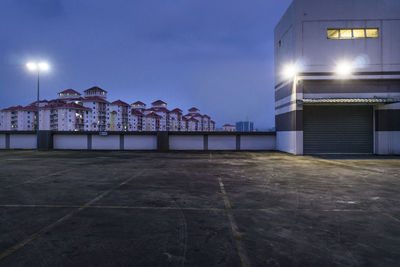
0, 0, 292, 130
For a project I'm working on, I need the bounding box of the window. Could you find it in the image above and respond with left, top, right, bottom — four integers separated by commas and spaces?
327, 29, 339, 39
366, 28, 379, 38
340, 29, 352, 39
352, 29, 365, 38
327, 28, 379, 39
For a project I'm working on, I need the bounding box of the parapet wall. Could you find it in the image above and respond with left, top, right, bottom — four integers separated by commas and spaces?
0, 131, 276, 151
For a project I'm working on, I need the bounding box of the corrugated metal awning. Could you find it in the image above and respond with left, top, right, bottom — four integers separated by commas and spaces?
297, 98, 400, 105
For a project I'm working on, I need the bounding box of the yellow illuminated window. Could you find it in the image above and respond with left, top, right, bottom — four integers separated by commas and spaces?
352, 29, 365, 38
366, 28, 379, 38
340, 29, 352, 39
327, 28, 379, 39
327, 29, 339, 39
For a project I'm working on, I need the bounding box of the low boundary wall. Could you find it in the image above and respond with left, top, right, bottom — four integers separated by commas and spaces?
0, 131, 276, 151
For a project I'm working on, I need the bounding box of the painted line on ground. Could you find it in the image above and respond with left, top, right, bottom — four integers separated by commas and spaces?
308, 157, 386, 175
4, 168, 75, 189
0, 204, 385, 213
0, 204, 223, 211
216, 171, 252, 267
372, 207, 400, 224
0, 171, 143, 261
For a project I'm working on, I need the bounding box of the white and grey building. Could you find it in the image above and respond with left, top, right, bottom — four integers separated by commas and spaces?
275, 0, 400, 154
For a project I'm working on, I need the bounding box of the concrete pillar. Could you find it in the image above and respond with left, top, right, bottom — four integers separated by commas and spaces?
5, 133, 10, 149
37, 131, 53, 149
87, 134, 92, 150
120, 135, 124, 150
204, 134, 208, 151
157, 132, 169, 152
236, 134, 241, 151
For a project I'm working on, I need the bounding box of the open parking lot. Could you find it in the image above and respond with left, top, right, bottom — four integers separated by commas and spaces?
0, 151, 400, 266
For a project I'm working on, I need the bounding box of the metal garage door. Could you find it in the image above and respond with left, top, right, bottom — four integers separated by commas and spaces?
303, 106, 373, 154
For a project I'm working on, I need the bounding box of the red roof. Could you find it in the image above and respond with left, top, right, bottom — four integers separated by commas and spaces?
184, 112, 202, 118
202, 114, 210, 119
82, 96, 109, 103
186, 117, 198, 122
42, 103, 90, 111
23, 105, 37, 111
151, 100, 167, 105
145, 107, 169, 113
59, 89, 81, 95
2, 105, 37, 112
132, 109, 143, 115
189, 107, 199, 112
84, 86, 107, 93
132, 101, 146, 106
170, 108, 183, 114
29, 100, 49, 106
111, 100, 130, 106
145, 112, 162, 118
211, 120, 215, 124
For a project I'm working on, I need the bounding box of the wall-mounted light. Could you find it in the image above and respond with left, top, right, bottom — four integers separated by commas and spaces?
335, 61, 353, 76
282, 63, 298, 79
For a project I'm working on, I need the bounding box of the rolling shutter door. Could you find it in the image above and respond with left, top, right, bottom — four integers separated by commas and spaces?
303, 106, 373, 154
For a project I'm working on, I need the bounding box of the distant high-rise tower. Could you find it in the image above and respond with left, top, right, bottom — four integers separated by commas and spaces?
236, 121, 254, 132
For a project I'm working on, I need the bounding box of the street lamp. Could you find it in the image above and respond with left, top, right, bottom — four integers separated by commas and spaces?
26, 61, 50, 149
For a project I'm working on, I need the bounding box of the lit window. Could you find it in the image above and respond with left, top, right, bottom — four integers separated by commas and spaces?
327, 29, 339, 39
366, 28, 379, 38
352, 29, 365, 39
327, 28, 379, 40
340, 29, 352, 39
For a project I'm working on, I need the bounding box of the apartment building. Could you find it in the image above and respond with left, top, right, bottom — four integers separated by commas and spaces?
275, 0, 400, 155
0, 105, 36, 131
109, 100, 131, 131
169, 108, 183, 131
81, 87, 109, 131
143, 100, 169, 131
1, 88, 217, 132
40, 103, 91, 131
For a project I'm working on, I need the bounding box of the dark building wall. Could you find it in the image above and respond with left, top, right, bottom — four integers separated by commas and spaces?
275, 110, 303, 131
375, 109, 400, 131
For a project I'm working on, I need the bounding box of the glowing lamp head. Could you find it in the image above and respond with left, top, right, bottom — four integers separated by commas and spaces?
38, 62, 50, 71
336, 61, 353, 76
26, 61, 50, 72
26, 62, 37, 71
283, 64, 298, 79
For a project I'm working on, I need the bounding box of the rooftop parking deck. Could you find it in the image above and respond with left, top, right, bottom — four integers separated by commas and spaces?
0, 151, 400, 266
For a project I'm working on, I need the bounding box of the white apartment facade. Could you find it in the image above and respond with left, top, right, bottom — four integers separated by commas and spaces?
1, 88, 217, 132
40, 103, 91, 131
109, 100, 131, 131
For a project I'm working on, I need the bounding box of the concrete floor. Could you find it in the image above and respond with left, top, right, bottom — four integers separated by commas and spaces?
0, 151, 399, 266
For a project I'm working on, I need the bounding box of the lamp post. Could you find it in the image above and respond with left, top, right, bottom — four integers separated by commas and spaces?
26, 62, 50, 149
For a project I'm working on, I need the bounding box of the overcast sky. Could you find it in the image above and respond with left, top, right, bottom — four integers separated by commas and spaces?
0, 0, 292, 130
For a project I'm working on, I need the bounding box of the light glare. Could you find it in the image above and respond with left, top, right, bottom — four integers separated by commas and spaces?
26, 61, 50, 72
26, 62, 37, 71
38, 62, 50, 71
336, 61, 353, 76
283, 64, 298, 79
